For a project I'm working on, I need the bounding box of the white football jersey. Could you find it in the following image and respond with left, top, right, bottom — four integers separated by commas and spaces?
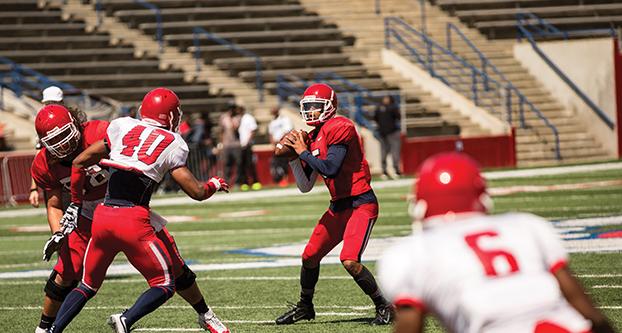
104, 117, 188, 183
378, 212, 591, 333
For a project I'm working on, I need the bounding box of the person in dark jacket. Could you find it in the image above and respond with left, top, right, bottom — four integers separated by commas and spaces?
374, 95, 402, 179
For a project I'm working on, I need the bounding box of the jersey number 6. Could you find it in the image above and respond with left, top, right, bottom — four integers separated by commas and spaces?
464, 231, 520, 277
120, 125, 175, 165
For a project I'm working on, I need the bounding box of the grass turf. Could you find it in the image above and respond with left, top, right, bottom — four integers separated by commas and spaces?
0, 168, 620, 332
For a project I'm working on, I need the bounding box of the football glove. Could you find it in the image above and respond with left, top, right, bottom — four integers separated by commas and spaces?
43, 231, 64, 262
60, 203, 81, 236
208, 177, 230, 193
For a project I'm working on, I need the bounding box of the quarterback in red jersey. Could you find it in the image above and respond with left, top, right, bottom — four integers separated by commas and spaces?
275, 83, 393, 325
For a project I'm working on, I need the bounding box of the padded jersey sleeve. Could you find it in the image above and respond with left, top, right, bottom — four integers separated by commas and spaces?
30, 151, 59, 191
326, 121, 356, 146
166, 135, 189, 171
377, 237, 428, 312
104, 118, 122, 151
523, 213, 569, 273
82, 120, 110, 146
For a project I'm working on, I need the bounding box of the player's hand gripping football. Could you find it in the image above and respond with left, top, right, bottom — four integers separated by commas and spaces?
60, 203, 81, 235
208, 177, 230, 193
284, 131, 309, 155
42, 231, 64, 261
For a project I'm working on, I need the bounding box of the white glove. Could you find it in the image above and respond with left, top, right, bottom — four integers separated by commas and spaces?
43, 231, 64, 261
60, 203, 81, 236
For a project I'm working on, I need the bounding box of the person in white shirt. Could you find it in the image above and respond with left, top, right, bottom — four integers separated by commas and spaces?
237, 106, 261, 191
268, 107, 293, 186
378, 152, 614, 333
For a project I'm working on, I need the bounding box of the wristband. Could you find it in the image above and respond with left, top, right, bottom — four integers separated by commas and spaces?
30, 188, 38, 192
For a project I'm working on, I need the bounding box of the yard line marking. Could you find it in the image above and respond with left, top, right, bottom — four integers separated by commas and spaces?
577, 274, 622, 278
591, 285, 622, 289
0, 275, 353, 285
0, 305, 374, 311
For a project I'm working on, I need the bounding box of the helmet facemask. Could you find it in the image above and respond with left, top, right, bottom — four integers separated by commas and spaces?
300, 97, 335, 126
40, 121, 81, 159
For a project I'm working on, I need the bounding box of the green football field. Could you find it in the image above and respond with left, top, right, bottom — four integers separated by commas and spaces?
0, 164, 621, 333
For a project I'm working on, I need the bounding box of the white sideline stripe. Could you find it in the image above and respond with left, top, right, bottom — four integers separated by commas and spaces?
2, 161, 620, 218
0, 275, 353, 285
592, 285, 622, 289
0, 273, 619, 286
0, 305, 374, 311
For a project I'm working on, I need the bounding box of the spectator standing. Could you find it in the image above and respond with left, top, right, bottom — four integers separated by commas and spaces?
374, 96, 402, 180
268, 107, 293, 187
219, 103, 241, 185
237, 106, 261, 191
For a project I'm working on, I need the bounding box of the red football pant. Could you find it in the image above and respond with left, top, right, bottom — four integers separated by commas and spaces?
155, 227, 185, 277
82, 204, 174, 291
534, 321, 592, 333
54, 216, 91, 281
302, 202, 379, 266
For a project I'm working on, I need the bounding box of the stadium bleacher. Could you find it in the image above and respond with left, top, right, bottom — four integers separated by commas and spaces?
435, 0, 622, 39
94, 0, 460, 137
0, 0, 232, 115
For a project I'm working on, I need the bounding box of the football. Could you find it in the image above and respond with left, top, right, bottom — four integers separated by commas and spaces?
274, 130, 309, 160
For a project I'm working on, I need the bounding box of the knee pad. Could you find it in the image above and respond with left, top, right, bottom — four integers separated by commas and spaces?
174, 265, 196, 291
44, 271, 78, 302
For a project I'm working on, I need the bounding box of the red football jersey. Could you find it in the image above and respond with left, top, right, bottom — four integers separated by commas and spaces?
308, 116, 372, 201
31, 120, 110, 202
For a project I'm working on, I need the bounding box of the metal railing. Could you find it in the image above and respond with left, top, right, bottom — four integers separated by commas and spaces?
515, 12, 616, 41
516, 13, 615, 130
385, 16, 561, 160
134, 0, 163, 53
192, 27, 264, 102
0, 56, 119, 119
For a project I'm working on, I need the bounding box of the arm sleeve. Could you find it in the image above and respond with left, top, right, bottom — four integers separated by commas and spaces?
70, 165, 86, 205
527, 214, 569, 273
378, 240, 427, 312
167, 138, 189, 171
289, 158, 318, 193
298, 144, 347, 179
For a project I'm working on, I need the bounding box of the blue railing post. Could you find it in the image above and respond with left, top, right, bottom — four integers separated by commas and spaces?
384, 18, 390, 49
192, 28, 201, 74
192, 27, 264, 102
95, 0, 103, 28
505, 85, 512, 124
375, 0, 381, 15
471, 68, 478, 104
518, 96, 526, 128
135, 0, 163, 53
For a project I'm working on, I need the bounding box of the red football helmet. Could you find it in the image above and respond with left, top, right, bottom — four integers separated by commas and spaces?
139, 87, 182, 132
299, 83, 337, 126
411, 152, 489, 220
35, 104, 81, 159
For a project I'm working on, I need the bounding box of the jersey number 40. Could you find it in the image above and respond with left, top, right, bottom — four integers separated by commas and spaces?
120, 125, 175, 165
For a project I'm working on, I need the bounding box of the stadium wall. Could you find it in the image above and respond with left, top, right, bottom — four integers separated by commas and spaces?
514, 38, 619, 157
400, 130, 517, 174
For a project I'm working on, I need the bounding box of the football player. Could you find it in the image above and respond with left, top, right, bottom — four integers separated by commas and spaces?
34, 91, 228, 332
50, 88, 230, 333
275, 83, 393, 325
378, 152, 615, 333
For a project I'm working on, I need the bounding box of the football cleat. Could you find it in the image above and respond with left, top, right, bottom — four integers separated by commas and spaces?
198, 309, 230, 333
34, 327, 48, 333
107, 313, 129, 333
275, 301, 315, 325
370, 303, 394, 325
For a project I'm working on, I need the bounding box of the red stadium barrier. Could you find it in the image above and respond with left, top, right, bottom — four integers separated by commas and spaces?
0, 151, 37, 205
400, 130, 517, 174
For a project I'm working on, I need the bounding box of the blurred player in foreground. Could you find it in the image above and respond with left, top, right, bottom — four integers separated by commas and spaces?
49, 88, 230, 333
378, 152, 615, 333
275, 83, 393, 325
